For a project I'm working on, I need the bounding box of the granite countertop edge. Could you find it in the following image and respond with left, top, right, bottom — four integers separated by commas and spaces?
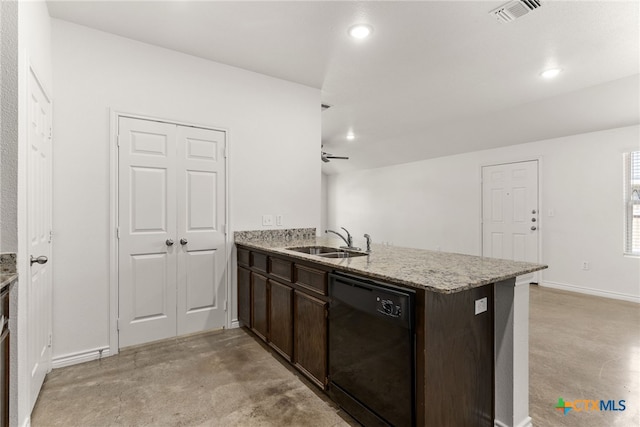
0, 273, 18, 291
235, 236, 548, 294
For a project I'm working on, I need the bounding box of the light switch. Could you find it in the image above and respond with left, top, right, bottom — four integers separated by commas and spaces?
276, 215, 283, 226
262, 215, 273, 226
475, 297, 488, 315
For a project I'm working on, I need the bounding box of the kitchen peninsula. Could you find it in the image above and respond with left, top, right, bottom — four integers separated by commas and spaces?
235, 229, 547, 427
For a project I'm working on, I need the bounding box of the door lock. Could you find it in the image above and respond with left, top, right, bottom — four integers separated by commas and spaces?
531, 226, 537, 231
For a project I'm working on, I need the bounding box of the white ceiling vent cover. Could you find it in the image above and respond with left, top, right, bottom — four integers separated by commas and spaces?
490, 0, 542, 23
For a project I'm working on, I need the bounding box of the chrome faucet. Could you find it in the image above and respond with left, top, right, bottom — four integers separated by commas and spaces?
364, 234, 372, 252
325, 227, 356, 250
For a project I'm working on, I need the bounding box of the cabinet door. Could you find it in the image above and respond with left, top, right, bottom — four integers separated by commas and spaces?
251, 273, 269, 341
269, 280, 293, 361
237, 267, 251, 327
294, 290, 328, 389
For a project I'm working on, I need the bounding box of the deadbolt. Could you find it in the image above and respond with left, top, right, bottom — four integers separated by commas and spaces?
531, 218, 537, 222
531, 209, 537, 214
531, 226, 537, 231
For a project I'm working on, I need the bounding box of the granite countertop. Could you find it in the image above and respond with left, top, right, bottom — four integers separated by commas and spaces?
0, 253, 17, 291
235, 231, 547, 294
0, 273, 17, 291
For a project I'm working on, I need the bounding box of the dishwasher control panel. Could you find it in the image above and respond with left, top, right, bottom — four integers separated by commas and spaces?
377, 296, 402, 318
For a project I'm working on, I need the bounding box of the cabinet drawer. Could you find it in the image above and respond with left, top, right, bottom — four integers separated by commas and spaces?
270, 257, 292, 282
251, 252, 268, 273
295, 265, 327, 296
237, 247, 250, 267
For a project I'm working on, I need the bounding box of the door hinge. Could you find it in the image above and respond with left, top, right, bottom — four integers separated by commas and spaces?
116, 318, 120, 332
224, 300, 228, 312
48, 334, 52, 348
49, 230, 53, 243
116, 134, 121, 147
223, 224, 228, 235
223, 144, 228, 159
116, 227, 120, 239
49, 127, 53, 140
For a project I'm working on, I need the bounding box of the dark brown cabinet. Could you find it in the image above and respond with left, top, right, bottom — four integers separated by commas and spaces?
237, 246, 330, 389
237, 266, 251, 327
251, 272, 269, 341
268, 280, 293, 361
293, 290, 327, 389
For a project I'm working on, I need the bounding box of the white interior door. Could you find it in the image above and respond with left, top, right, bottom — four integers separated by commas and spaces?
176, 126, 227, 334
118, 117, 227, 348
482, 161, 539, 282
27, 68, 53, 411
118, 118, 178, 347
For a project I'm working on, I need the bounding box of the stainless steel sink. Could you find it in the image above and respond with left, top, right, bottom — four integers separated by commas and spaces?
286, 246, 368, 258
317, 251, 368, 259
286, 246, 340, 255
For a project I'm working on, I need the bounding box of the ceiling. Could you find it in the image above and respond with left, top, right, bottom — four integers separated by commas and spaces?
47, 0, 640, 174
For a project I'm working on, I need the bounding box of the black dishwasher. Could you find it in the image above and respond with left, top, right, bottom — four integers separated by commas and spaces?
328, 272, 415, 427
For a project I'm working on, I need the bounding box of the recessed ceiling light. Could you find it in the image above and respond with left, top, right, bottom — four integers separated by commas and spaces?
348, 24, 373, 39
346, 133, 355, 141
540, 68, 562, 79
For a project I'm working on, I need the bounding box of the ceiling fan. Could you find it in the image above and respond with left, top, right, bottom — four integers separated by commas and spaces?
321, 147, 349, 163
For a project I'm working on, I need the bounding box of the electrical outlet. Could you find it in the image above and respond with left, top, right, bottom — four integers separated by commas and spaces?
582, 261, 590, 270
262, 215, 273, 226
276, 215, 283, 226
475, 297, 488, 315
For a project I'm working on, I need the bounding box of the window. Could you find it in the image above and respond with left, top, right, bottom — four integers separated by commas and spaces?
624, 151, 640, 255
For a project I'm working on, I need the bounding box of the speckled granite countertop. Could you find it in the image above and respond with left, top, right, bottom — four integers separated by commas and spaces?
235, 230, 547, 294
0, 253, 17, 291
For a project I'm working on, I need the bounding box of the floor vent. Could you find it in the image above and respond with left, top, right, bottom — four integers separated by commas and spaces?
490, 0, 542, 23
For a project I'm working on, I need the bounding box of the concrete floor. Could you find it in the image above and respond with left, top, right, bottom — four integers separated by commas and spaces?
31, 285, 639, 427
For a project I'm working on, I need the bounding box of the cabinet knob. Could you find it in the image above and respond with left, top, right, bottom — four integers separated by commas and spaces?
180, 238, 188, 245
166, 239, 174, 246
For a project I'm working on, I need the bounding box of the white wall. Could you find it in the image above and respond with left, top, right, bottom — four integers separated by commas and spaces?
327, 125, 640, 302
16, 1, 53, 425
51, 20, 320, 362
0, 0, 19, 253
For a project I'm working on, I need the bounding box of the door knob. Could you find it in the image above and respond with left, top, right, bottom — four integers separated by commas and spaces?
166, 239, 174, 246
180, 238, 188, 245
531, 226, 537, 231
30, 255, 48, 266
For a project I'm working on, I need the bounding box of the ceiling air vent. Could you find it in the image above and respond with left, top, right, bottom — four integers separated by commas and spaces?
490, 0, 542, 23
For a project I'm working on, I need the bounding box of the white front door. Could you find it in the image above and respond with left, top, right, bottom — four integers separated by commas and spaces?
482, 161, 539, 281
118, 117, 227, 348
27, 67, 53, 411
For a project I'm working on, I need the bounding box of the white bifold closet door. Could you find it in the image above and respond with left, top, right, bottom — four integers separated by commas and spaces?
118, 117, 226, 348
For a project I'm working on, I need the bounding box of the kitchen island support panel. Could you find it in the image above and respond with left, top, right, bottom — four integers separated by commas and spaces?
495, 279, 532, 427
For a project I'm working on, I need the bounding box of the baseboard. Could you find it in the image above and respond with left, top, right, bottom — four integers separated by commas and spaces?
495, 416, 532, 427
540, 281, 639, 304
52, 346, 111, 369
